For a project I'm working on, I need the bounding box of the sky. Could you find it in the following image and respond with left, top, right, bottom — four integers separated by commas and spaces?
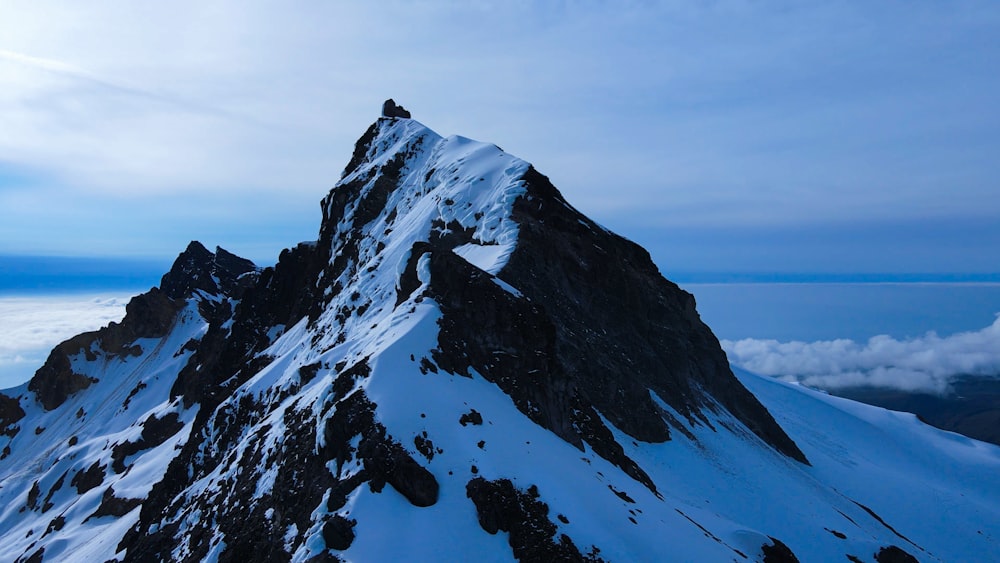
0, 1, 998, 273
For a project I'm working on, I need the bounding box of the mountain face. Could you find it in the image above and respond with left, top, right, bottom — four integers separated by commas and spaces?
830, 377, 1000, 447
2, 105, 999, 562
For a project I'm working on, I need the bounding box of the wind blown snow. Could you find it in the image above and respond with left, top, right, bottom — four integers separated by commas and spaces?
0, 294, 130, 389
722, 314, 1000, 394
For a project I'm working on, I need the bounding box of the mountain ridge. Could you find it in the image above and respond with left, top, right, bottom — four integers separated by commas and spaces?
0, 106, 997, 562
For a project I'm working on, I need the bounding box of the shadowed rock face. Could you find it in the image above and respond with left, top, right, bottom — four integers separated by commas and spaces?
159, 241, 257, 300
27, 349, 95, 412
0, 393, 25, 438
414, 164, 807, 469
500, 167, 808, 464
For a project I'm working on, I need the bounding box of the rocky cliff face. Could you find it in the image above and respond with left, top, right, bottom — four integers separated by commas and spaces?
0, 105, 990, 563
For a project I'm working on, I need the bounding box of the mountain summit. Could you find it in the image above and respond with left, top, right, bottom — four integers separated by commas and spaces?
1, 105, 998, 562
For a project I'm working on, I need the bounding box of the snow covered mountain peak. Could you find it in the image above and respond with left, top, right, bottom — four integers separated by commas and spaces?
1, 110, 998, 562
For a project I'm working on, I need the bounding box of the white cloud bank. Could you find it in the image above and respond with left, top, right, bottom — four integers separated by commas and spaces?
722, 315, 1000, 394
2, 292, 997, 397
0, 294, 130, 390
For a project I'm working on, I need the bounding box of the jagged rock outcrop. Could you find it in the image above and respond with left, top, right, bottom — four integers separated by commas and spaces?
466, 477, 603, 562
0, 393, 25, 438
159, 241, 257, 300
381, 98, 411, 119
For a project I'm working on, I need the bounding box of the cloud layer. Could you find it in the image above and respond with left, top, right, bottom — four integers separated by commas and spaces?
722, 315, 1000, 394
0, 294, 129, 390
3, 291, 998, 396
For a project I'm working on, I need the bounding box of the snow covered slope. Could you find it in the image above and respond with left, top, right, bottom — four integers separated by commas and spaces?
1, 103, 997, 562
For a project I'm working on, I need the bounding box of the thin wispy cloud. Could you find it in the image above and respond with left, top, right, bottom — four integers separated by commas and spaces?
0, 48, 253, 124
0, 48, 98, 79
0, 48, 165, 104
722, 315, 1000, 394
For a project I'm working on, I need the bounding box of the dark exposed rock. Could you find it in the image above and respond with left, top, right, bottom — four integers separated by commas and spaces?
126, 354, 431, 561
459, 409, 483, 426
322, 515, 357, 551
607, 484, 635, 504
235, 242, 328, 342
88, 487, 142, 519
122, 382, 147, 410
24, 480, 41, 511
43, 515, 65, 536
571, 399, 657, 493
167, 243, 318, 410
466, 477, 603, 562
111, 413, 183, 473
109, 289, 186, 350
381, 98, 411, 119
41, 472, 66, 512
18, 546, 44, 563
414, 432, 435, 460
397, 243, 431, 306
109, 442, 140, 475
875, 545, 919, 563
341, 121, 381, 180
299, 362, 322, 385
323, 384, 439, 508
761, 536, 799, 562
28, 347, 96, 411
426, 241, 658, 493
159, 241, 257, 300
359, 431, 439, 507
418, 357, 438, 374
428, 246, 575, 439
140, 412, 184, 444
123, 396, 338, 562
304, 553, 343, 563
0, 393, 25, 437
500, 166, 808, 465
71, 461, 105, 495
848, 499, 921, 552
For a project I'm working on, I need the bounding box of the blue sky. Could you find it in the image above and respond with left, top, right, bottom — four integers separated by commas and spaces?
1, 1, 999, 273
